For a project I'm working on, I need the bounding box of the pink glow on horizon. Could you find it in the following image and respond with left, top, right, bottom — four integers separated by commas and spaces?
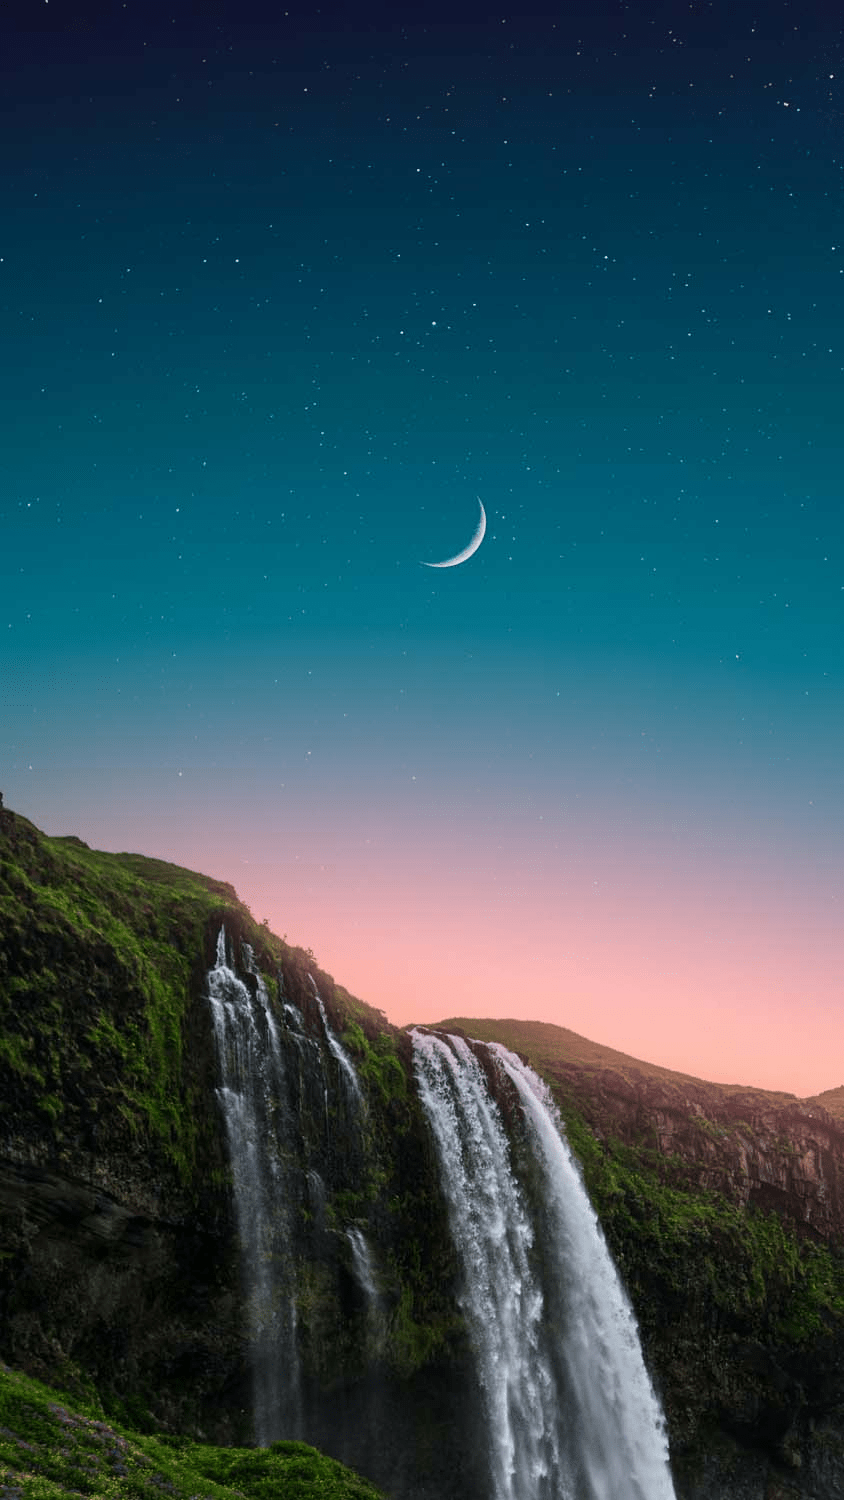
231, 846, 842, 1100
22, 783, 842, 1101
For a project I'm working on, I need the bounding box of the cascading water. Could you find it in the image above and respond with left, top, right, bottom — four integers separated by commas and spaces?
208, 935, 374, 1451
207, 928, 301, 1443
346, 1226, 385, 1358
412, 1029, 677, 1500
309, 974, 364, 1108
347, 1227, 379, 1303
207, 928, 675, 1497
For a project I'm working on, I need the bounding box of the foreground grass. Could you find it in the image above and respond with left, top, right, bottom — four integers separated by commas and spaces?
0, 1365, 384, 1500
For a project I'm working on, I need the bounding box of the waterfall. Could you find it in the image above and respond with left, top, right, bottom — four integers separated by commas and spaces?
308, 974, 364, 1107
347, 1227, 379, 1303
346, 1226, 385, 1364
207, 927, 301, 1443
412, 1029, 676, 1500
208, 935, 369, 1449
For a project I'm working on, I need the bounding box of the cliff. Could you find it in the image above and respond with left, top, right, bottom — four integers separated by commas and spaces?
0, 807, 480, 1498
1, 806, 843, 1499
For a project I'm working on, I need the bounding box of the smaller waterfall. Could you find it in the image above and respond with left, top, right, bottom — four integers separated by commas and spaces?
347, 1227, 378, 1302
208, 927, 301, 1444
412, 1029, 676, 1500
347, 1227, 383, 1358
308, 975, 363, 1106
307, 1168, 327, 1227
492, 1043, 676, 1500
284, 1000, 306, 1030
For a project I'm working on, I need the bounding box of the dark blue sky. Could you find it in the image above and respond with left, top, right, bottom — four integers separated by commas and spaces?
2, 0, 842, 1091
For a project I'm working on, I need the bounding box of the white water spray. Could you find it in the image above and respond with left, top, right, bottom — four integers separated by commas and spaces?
347, 1227, 379, 1302
308, 974, 363, 1107
208, 927, 301, 1443
412, 1029, 676, 1500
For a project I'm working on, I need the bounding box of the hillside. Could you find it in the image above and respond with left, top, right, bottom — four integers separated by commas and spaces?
434, 1014, 805, 1103
0, 1362, 383, 1500
2, 803, 844, 1499
808, 1084, 844, 1122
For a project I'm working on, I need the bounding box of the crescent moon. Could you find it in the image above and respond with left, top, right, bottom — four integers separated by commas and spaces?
421, 498, 486, 568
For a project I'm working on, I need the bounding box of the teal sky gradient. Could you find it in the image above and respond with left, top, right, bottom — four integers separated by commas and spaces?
2, 0, 843, 1092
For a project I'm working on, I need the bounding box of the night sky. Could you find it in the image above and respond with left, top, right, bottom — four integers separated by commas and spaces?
3, 0, 843, 1095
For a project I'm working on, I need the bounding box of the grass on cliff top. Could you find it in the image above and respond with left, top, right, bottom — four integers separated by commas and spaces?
0, 1363, 383, 1500
1, 809, 293, 975
0, 810, 378, 1029
0, 813, 246, 975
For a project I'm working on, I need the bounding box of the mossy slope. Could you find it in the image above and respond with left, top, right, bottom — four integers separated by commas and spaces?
0, 1362, 383, 1499
0, 808, 255, 1187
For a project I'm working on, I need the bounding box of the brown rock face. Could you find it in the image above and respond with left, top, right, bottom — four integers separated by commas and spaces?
566, 1065, 844, 1240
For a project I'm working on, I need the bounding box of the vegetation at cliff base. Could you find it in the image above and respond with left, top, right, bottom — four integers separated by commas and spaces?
0, 1364, 384, 1500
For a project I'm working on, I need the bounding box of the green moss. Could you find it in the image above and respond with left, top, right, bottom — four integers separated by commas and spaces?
341, 1023, 407, 1105
192, 1439, 383, 1499
0, 1031, 45, 1085
0, 1363, 384, 1500
36, 1094, 64, 1122
328, 1187, 373, 1225
389, 1286, 448, 1377
0, 812, 297, 1187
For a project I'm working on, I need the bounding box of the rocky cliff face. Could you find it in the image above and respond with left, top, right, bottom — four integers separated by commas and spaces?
566, 1067, 844, 1500
1, 808, 843, 1500
0, 809, 242, 1435
567, 1066, 844, 1240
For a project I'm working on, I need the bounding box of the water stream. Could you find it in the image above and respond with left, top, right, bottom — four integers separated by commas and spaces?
207, 927, 301, 1443
412, 1029, 677, 1500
